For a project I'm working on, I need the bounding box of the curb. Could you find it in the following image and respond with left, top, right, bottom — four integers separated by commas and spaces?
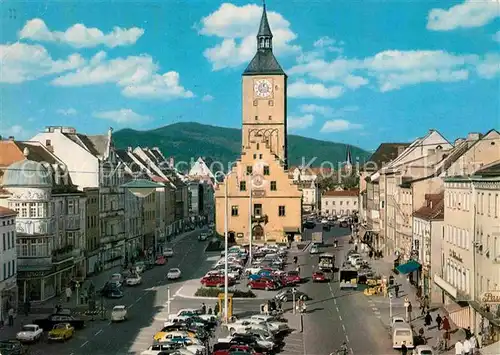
174, 292, 268, 301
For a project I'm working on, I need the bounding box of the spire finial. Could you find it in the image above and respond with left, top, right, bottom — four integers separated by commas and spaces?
263, 0, 266, 9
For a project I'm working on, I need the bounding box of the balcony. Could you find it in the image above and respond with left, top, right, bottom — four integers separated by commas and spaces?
52, 245, 78, 262
251, 214, 268, 224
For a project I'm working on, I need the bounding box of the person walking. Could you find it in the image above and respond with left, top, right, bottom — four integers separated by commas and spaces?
436, 313, 443, 330
401, 341, 408, 355
424, 311, 432, 327
395, 284, 400, 298
443, 315, 451, 334
462, 337, 471, 355
407, 301, 413, 322
65, 286, 72, 303
469, 334, 477, 354
454, 340, 463, 355
201, 303, 206, 314
7, 307, 14, 326
476, 332, 482, 349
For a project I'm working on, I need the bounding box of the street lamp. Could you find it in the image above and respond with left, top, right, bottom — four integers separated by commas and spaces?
121, 179, 165, 256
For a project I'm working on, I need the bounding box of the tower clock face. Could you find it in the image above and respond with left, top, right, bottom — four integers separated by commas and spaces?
254, 79, 273, 98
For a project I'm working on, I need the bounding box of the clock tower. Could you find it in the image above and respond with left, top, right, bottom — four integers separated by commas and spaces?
242, 3, 288, 168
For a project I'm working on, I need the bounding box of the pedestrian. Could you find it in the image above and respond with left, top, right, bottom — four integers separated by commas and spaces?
444, 329, 451, 350
443, 316, 451, 333
407, 301, 413, 322
464, 326, 472, 339
296, 265, 300, 273
214, 302, 220, 316
401, 341, 408, 355
207, 307, 213, 315
436, 313, 443, 330
201, 303, 206, 314
454, 340, 463, 355
7, 307, 14, 326
476, 332, 482, 349
463, 337, 471, 355
424, 311, 432, 327
65, 286, 72, 303
469, 334, 477, 354
395, 284, 400, 298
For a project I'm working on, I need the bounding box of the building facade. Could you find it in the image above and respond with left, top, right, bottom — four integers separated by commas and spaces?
0, 206, 17, 325
31, 126, 126, 271
1, 142, 84, 302
321, 189, 359, 217
214, 5, 302, 244
84, 188, 100, 275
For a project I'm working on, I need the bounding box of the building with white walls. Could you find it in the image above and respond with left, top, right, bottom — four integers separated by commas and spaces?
31, 126, 125, 271
321, 189, 359, 217
0, 206, 17, 324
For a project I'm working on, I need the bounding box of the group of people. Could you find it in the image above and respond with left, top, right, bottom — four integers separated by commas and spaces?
454, 331, 481, 355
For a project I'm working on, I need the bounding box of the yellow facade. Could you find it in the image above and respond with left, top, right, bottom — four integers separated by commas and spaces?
215, 5, 302, 244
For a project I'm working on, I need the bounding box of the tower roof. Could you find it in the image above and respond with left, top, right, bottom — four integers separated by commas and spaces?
257, 3, 273, 38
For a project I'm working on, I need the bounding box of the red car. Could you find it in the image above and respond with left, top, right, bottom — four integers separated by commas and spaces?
285, 271, 301, 284
248, 277, 278, 290
155, 255, 166, 265
312, 271, 328, 282
201, 275, 234, 287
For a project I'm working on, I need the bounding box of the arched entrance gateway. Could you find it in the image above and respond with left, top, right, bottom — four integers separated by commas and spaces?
228, 231, 236, 244
252, 225, 264, 241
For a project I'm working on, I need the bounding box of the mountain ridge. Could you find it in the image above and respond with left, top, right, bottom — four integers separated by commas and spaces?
113, 122, 371, 169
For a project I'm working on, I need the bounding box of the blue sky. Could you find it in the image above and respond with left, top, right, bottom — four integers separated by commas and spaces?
0, 0, 499, 151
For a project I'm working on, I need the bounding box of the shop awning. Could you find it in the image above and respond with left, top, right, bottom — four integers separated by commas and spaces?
283, 227, 300, 233
396, 260, 421, 274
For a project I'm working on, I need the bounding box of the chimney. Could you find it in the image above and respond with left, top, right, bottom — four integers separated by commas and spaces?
8, 136, 14, 141
466, 132, 481, 141
397, 146, 405, 155
169, 157, 174, 168
127, 147, 132, 152
454, 138, 465, 146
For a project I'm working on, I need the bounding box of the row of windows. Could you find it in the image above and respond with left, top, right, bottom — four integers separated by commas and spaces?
246, 165, 270, 176
11, 202, 48, 218
445, 259, 470, 295
2, 231, 15, 251
446, 190, 471, 211
2, 260, 15, 281
445, 225, 470, 250
87, 215, 98, 229
231, 205, 286, 217
17, 238, 51, 258
239, 181, 277, 191
476, 192, 499, 217
1, 218, 14, 226
323, 200, 356, 206
323, 209, 353, 216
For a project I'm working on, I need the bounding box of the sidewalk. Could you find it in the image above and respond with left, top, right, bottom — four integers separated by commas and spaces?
364, 253, 466, 353
0, 228, 204, 338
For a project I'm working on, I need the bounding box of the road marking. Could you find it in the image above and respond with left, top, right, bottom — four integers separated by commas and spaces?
350, 348, 354, 354
80, 340, 89, 348
336, 307, 340, 313
372, 307, 378, 311
342, 324, 346, 331
94, 329, 103, 336
345, 335, 349, 342
339, 315, 342, 321
333, 298, 337, 304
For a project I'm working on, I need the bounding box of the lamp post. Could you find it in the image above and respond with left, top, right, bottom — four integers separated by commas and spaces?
248, 172, 253, 264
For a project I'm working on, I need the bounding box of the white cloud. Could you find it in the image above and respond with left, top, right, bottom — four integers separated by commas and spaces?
0, 125, 24, 137
198, 3, 300, 70
297, 36, 344, 63
0, 42, 85, 83
475, 53, 500, 79
300, 104, 359, 117
288, 81, 344, 99
320, 119, 363, 133
288, 114, 314, 129
93, 109, 149, 124
290, 49, 499, 92
427, 0, 500, 31
493, 31, 500, 42
52, 51, 194, 100
202, 94, 214, 102
19, 18, 144, 48
56, 108, 77, 116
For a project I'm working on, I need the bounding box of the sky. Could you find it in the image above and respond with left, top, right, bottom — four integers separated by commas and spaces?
0, 0, 499, 151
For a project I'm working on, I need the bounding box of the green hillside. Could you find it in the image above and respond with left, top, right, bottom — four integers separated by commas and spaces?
113, 122, 371, 170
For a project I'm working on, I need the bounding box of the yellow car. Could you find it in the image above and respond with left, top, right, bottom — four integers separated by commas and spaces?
153, 329, 195, 341
48, 323, 74, 341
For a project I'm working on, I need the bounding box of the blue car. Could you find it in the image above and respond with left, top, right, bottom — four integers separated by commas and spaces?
248, 270, 272, 280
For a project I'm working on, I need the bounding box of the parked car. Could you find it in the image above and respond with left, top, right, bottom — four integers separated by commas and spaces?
167, 268, 182, 280
274, 289, 309, 302
0, 340, 28, 355
247, 278, 278, 291
33, 314, 84, 331
126, 274, 142, 286
284, 271, 301, 284
155, 255, 166, 265
111, 305, 128, 322
47, 323, 74, 342
201, 275, 230, 287
15, 325, 43, 343
198, 233, 209, 241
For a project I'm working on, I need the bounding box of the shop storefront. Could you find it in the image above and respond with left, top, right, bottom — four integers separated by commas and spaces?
17, 260, 75, 303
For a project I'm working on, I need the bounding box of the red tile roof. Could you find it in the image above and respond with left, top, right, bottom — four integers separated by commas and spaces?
323, 189, 359, 197
0, 206, 17, 217
413, 192, 444, 220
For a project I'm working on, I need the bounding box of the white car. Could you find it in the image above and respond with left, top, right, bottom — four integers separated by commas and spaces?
247, 314, 289, 333
163, 248, 174, 257
126, 274, 142, 286
168, 309, 216, 322
412, 345, 434, 355
310, 245, 320, 254
110, 273, 124, 287
226, 320, 268, 335
245, 265, 263, 275
167, 268, 182, 280
111, 305, 127, 322
16, 324, 43, 342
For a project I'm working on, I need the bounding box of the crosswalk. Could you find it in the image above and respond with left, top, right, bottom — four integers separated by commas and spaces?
280, 330, 305, 354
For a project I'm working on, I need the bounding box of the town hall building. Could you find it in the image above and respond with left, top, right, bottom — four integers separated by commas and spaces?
214, 4, 302, 244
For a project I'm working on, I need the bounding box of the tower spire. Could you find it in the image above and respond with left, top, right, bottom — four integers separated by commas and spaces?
257, 1, 273, 50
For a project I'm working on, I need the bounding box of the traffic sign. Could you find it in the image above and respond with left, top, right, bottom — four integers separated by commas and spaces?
292, 288, 297, 294
75, 281, 80, 288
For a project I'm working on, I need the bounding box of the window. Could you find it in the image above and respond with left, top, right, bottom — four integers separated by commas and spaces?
263, 166, 270, 175
259, 154, 263, 159
268, 100, 274, 106
246, 166, 253, 174
340, 201, 343, 206
495, 194, 499, 218
256, 143, 260, 150
278, 205, 286, 216
2, 233, 5, 251
255, 115, 258, 121
30, 204, 37, 217
253, 203, 262, 216
270, 181, 277, 191
21, 203, 28, 217
268, 115, 272, 120
253, 100, 258, 106
11, 232, 14, 250
240, 181, 246, 191
346, 201, 350, 206
231, 206, 238, 216
253, 154, 257, 159
488, 193, 491, 215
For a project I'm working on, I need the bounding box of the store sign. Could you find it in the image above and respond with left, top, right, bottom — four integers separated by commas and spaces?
481, 291, 500, 304
252, 190, 265, 198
